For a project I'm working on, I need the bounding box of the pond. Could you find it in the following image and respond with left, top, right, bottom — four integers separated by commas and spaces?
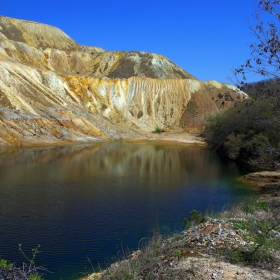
0, 142, 256, 279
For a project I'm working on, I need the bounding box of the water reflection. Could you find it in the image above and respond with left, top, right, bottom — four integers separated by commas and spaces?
0, 143, 243, 186
0, 142, 254, 279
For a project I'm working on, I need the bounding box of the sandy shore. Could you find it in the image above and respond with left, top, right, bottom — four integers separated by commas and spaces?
121, 132, 207, 146
0, 132, 207, 148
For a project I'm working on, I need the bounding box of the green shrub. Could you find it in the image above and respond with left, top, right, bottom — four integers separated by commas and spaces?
243, 200, 269, 214
204, 97, 280, 166
224, 133, 243, 160
0, 245, 46, 280
184, 209, 205, 228
224, 199, 280, 265
28, 273, 44, 280
154, 125, 162, 133
0, 258, 12, 269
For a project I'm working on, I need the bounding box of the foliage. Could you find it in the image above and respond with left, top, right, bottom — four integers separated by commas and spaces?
226, 199, 280, 264
154, 125, 163, 133
243, 200, 269, 213
0, 245, 46, 280
18, 244, 40, 265
204, 97, 280, 165
205, 1, 280, 166
210, 1, 280, 166
184, 209, 205, 228
174, 249, 181, 260
0, 258, 12, 269
234, 1, 280, 83
28, 272, 44, 280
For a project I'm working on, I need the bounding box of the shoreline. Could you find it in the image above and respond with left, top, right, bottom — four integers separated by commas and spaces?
80, 179, 280, 280
0, 132, 207, 149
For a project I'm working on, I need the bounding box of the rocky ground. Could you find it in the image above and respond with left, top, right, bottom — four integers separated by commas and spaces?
239, 171, 280, 195
0, 129, 206, 149
82, 175, 280, 280
122, 131, 207, 146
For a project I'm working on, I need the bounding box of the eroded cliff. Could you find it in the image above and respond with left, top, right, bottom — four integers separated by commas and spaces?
0, 15, 247, 146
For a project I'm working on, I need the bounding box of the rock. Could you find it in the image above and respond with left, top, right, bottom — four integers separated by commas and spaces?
0, 15, 248, 146
239, 171, 280, 191
0, 15, 79, 51
211, 272, 218, 279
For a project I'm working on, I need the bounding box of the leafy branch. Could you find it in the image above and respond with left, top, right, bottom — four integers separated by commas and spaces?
0, 245, 47, 280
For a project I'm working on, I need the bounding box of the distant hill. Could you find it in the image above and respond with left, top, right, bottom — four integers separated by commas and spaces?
241, 79, 280, 97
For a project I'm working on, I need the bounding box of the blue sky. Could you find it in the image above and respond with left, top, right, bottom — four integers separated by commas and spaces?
1, 0, 265, 83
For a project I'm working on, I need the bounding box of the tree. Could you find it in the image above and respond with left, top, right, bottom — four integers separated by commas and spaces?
205, 1, 280, 167
226, 1, 280, 165
234, 1, 280, 85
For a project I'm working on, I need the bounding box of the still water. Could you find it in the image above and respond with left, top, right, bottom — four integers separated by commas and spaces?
0, 142, 255, 279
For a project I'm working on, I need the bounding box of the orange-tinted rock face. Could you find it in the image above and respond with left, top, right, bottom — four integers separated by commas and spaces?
0, 16, 247, 146
180, 87, 244, 132
0, 110, 106, 146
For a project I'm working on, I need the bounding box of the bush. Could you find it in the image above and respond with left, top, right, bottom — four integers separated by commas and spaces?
226, 199, 280, 264
0, 245, 47, 280
184, 209, 205, 228
154, 125, 163, 133
204, 97, 280, 166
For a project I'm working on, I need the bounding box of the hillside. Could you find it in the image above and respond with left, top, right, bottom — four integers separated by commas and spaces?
0, 16, 247, 146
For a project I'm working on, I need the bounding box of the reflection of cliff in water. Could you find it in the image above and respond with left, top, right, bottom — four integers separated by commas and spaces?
0, 142, 253, 280
0, 142, 242, 190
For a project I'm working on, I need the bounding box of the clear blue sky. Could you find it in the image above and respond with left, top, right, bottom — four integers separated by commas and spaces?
1, 0, 263, 83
